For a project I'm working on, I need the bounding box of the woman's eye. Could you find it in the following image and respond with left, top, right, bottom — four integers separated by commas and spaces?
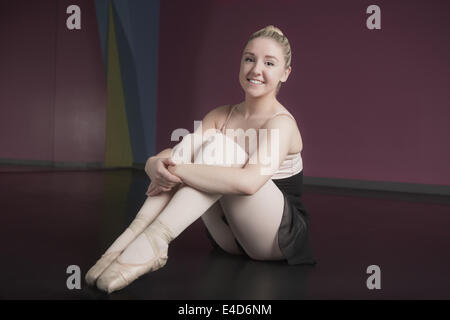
244, 57, 274, 66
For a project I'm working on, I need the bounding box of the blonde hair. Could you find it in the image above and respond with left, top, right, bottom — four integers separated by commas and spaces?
243, 25, 292, 94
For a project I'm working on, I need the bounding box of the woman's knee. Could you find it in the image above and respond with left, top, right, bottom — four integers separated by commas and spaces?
194, 132, 248, 167
171, 133, 203, 165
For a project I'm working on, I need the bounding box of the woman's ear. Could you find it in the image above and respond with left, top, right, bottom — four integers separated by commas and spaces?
281, 66, 292, 83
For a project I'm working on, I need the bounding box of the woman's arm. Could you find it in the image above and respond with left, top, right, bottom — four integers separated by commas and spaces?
170, 115, 296, 196
152, 148, 173, 160
170, 164, 247, 195
146, 105, 229, 194
144, 148, 172, 177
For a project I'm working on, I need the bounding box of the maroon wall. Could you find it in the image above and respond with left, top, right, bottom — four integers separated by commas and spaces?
0, 1, 56, 161
0, 0, 106, 164
157, 0, 450, 186
54, 0, 106, 163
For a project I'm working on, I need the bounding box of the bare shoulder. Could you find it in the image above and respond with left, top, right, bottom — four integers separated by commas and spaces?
202, 104, 233, 130
263, 113, 297, 132
264, 106, 303, 153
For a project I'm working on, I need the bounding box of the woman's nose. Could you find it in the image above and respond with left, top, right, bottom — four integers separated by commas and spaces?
251, 61, 264, 74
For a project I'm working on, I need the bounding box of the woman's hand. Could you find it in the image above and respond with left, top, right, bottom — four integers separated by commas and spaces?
146, 180, 172, 196
145, 157, 182, 196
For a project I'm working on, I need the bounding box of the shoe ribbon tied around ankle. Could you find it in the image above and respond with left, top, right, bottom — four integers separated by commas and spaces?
146, 220, 175, 243
128, 216, 149, 235
85, 216, 150, 286
95, 220, 176, 293
143, 220, 175, 269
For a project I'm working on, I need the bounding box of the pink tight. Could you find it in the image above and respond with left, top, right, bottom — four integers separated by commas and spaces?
168, 132, 285, 260
103, 132, 286, 262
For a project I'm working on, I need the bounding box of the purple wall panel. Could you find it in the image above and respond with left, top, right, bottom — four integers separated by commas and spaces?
54, 0, 106, 163
0, 0, 106, 164
0, 1, 56, 161
157, 0, 450, 186
156, 0, 214, 151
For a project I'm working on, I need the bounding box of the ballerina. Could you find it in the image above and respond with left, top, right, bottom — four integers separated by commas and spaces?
85, 25, 316, 293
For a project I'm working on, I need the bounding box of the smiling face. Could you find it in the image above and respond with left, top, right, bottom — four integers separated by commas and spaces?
239, 37, 291, 98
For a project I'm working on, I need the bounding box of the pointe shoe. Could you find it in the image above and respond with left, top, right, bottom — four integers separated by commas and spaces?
85, 217, 149, 286
85, 251, 121, 286
96, 220, 174, 294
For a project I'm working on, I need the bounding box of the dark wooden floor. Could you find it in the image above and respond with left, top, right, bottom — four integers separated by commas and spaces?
1, 167, 449, 299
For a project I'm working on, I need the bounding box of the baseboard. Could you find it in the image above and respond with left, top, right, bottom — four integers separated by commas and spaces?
304, 176, 450, 196
1, 158, 449, 196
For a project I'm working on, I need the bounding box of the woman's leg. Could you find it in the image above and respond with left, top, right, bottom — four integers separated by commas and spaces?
182, 130, 246, 256
219, 179, 285, 261
114, 131, 248, 262
86, 132, 203, 285
105, 178, 285, 272
201, 201, 245, 255
175, 130, 246, 255
96, 132, 249, 292
85, 186, 180, 285
106, 188, 180, 254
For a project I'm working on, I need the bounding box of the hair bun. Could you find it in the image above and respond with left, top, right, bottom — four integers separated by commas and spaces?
265, 25, 284, 36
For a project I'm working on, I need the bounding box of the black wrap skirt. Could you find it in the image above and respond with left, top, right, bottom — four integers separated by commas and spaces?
205, 170, 317, 265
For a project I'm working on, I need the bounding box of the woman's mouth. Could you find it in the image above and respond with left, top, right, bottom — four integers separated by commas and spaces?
247, 78, 264, 86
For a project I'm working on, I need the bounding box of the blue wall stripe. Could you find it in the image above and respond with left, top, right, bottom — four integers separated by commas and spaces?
111, 0, 159, 164
94, 0, 110, 77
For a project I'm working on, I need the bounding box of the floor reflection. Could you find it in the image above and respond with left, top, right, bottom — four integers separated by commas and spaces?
193, 249, 314, 299
1, 167, 450, 299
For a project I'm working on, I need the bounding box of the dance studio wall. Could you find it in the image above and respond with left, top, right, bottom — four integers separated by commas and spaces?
0, 0, 160, 168
0, 0, 106, 166
156, 0, 450, 189
94, 0, 161, 167
1, 0, 449, 191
